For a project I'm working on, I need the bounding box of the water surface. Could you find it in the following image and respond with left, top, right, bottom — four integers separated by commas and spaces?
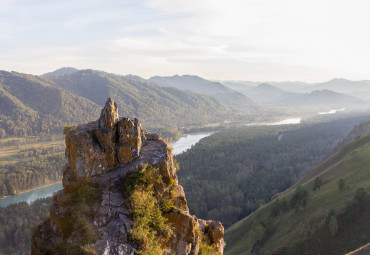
170, 132, 215, 155
0, 183, 63, 207
0, 132, 214, 207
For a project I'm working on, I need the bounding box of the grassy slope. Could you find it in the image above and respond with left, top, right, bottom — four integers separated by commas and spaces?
225, 134, 370, 255
0, 135, 65, 165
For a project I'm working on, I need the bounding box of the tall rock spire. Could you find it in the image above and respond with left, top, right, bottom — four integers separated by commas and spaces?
99, 98, 118, 130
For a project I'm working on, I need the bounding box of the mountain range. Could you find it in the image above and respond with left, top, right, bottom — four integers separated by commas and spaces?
224, 81, 367, 108
0, 69, 234, 137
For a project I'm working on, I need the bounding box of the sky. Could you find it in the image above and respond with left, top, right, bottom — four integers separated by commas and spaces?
0, 0, 370, 82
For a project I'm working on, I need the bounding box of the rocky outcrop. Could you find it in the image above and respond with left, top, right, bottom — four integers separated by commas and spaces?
32, 98, 225, 255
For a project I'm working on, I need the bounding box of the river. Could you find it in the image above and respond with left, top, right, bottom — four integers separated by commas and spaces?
0, 108, 346, 207
0, 132, 215, 207
318, 108, 346, 115
169, 132, 215, 155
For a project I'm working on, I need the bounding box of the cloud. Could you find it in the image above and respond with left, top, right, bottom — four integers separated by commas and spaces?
0, 0, 370, 81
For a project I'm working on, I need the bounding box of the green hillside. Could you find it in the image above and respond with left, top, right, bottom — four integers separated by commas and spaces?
0, 71, 101, 137
225, 134, 370, 255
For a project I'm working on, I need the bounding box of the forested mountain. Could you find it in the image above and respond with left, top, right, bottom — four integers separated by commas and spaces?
176, 114, 370, 227
0, 69, 234, 138
43, 70, 231, 131
225, 133, 370, 255
149, 75, 253, 108
0, 71, 101, 137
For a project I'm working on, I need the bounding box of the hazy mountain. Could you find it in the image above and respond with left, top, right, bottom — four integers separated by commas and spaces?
221, 81, 258, 92
223, 78, 370, 99
286, 89, 366, 108
315, 78, 370, 93
43, 67, 79, 76
222, 80, 313, 93
268, 81, 314, 93
246, 83, 299, 104
149, 75, 254, 108
222, 81, 366, 109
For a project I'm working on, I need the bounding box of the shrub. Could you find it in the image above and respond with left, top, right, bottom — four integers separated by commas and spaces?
328, 215, 338, 237
338, 178, 346, 190
124, 165, 174, 254
313, 176, 322, 190
199, 241, 221, 255
290, 186, 309, 209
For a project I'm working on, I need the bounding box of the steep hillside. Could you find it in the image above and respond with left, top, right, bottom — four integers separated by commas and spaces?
149, 75, 253, 108
44, 70, 231, 130
0, 71, 101, 137
225, 134, 370, 255
340, 120, 370, 145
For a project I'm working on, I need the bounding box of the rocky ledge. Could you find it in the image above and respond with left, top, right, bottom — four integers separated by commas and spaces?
31, 98, 225, 255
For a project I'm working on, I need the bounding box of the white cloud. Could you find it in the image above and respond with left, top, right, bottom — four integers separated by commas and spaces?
0, 0, 370, 81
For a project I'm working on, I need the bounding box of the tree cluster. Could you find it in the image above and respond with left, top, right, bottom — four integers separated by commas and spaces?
0, 198, 51, 255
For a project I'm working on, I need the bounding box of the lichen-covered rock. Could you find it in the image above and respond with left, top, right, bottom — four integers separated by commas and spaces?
98, 98, 118, 129
165, 209, 201, 255
64, 98, 145, 188
32, 98, 225, 255
208, 221, 226, 253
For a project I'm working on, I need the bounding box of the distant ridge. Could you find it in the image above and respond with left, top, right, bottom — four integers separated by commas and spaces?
43, 67, 79, 76
149, 75, 254, 108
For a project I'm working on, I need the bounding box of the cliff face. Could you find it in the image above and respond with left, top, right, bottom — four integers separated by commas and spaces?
32, 98, 225, 255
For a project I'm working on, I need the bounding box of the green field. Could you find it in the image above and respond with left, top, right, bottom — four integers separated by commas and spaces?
0, 135, 65, 197
225, 134, 370, 255
0, 135, 65, 165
